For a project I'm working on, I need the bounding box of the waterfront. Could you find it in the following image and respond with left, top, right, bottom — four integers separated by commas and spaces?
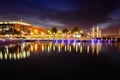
0, 41, 120, 78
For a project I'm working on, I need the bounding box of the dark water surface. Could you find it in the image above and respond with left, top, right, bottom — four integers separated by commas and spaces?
0, 41, 120, 79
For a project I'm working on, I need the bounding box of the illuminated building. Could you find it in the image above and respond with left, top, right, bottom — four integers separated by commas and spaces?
91, 26, 101, 38
0, 21, 46, 35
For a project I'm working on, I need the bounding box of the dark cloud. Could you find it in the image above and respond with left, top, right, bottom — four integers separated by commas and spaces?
0, 0, 119, 28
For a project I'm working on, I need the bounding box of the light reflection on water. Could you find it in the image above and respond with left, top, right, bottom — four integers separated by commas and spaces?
0, 41, 120, 60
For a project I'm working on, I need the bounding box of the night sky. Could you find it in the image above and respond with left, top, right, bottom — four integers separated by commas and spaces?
0, 0, 120, 29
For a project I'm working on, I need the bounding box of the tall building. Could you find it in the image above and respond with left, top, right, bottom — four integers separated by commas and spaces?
91, 26, 101, 38
91, 27, 95, 38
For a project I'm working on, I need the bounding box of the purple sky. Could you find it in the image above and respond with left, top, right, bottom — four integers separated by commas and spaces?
0, 0, 120, 29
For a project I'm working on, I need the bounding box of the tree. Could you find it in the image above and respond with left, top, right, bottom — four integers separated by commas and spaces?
71, 26, 79, 34
62, 28, 68, 34
51, 27, 58, 34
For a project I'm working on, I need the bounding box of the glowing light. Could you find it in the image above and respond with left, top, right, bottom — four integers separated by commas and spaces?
87, 45, 90, 54
55, 40, 58, 43
4, 53, 8, 60
62, 40, 64, 43
13, 53, 16, 60
69, 45, 71, 52
65, 45, 67, 52
58, 44, 61, 52
74, 40, 76, 43
53, 45, 55, 51
48, 46, 50, 53
35, 44, 38, 52
0, 52, 3, 59
42, 45, 44, 52
80, 30, 83, 33
9, 54, 12, 60
17, 54, 20, 59
76, 45, 78, 52
27, 51, 30, 57
80, 45, 83, 54
68, 40, 70, 44
108, 40, 111, 44
91, 39, 94, 44
23, 51, 26, 58
97, 40, 100, 43
30, 32, 34, 35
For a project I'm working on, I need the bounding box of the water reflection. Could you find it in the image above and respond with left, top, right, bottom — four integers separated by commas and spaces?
0, 43, 31, 60
0, 41, 120, 60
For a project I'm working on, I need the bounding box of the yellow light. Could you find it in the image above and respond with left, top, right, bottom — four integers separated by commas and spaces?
80, 30, 83, 33
16, 28, 20, 31
41, 32, 44, 35
80, 45, 83, 54
58, 30, 61, 33
13, 53, 16, 60
0, 52, 3, 59
4, 53, 8, 60
30, 32, 34, 35
9, 54, 12, 60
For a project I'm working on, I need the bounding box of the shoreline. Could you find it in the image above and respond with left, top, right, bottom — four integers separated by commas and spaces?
0, 38, 119, 44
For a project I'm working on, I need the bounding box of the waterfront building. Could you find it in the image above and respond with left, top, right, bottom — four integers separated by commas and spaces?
0, 21, 46, 35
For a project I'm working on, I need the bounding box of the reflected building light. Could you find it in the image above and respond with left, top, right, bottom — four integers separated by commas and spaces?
48, 46, 50, 53
58, 44, 61, 52
21, 43, 25, 51
17, 53, 20, 59
73, 42, 76, 48
5, 46, 8, 54
0, 52, 3, 59
108, 40, 111, 45
42, 45, 44, 52
87, 45, 90, 54
13, 53, 17, 60
69, 45, 71, 52
9, 54, 12, 60
53, 45, 55, 52
23, 51, 26, 58
80, 45, 83, 54
20, 52, 23, 59
76, 45, 78, 52
27, 51, 30, 57
49, 44, 52, 52
30, 45, 34, 52
78, 43, 81, 47
4, 53, 8, 60
35, 44, 38, 52
67, 45, 69, 52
